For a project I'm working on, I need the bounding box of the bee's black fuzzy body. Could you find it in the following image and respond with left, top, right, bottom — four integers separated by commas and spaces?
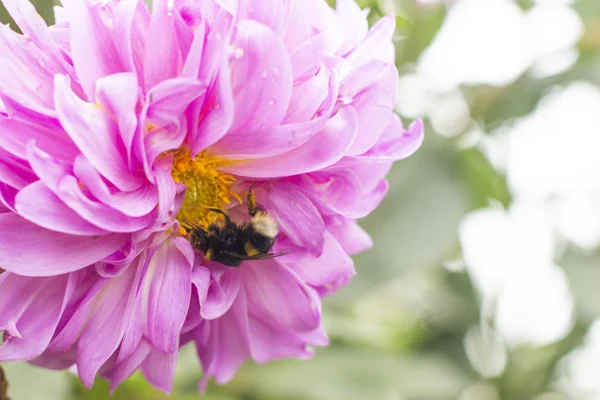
189, 183, 287, 267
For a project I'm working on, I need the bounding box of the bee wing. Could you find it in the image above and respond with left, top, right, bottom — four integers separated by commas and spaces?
224, 250, 290, 261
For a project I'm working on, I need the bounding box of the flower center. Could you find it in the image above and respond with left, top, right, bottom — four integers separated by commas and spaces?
171, 150, 240, 230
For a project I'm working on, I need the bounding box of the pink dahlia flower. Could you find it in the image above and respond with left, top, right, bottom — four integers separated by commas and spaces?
0, 0, 423, 393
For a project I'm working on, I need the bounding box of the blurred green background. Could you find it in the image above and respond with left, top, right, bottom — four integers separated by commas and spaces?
2, 0, 600, 399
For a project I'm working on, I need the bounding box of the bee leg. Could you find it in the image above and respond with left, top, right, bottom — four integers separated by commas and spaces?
247, 180, 258, 217
206, 207, 233, 224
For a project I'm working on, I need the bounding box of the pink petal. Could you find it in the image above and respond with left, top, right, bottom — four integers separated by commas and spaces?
25, 142, 70, 192
341, 61, 398, 155
182, 289, 202, 334
94, 73, 140, 169
143, 78, 207, 166
331, 155, 393, 196
211, 72, 338, 158
195, 296, 250, 391
197, 6, 234, 85
327, 217, 373, 255
108, 340, 151, 392
154, 159, 176, 224
301, 160, 391, 219
172, 235, 196, 266
190, 64, 234, 154
141, 346, 177, 394
301, 169, 363, 218
63, 0, 124, 100
180, 18, 206, 79
116, 251, 152, 362
72, 156, 158, 218
47, 271, 108, 353
283, 0, 343, 54
54, 75, 143, 192
335, 0, 369, 56
228, 20, 293, 134
346, 15, 396, 65
173, 8, 194, 62
30, 347, 77, 370
143, 0, 179, 90
0, 213, 127, 276
243, 261, 321, 332
289, 31, 327, 81
364, 116, 425, 160
0, 273, 69, 361
242, 264, 328, 364
113, 0, 150, 83
285, 232, 355, 296
57, 175, 156, 232
199, 268, 241, 320
0, 114, 78, 161
188, 8, 235, 153
0, 90, 61, 129
284, 65, 331, 124
76, 260, 143, 388
2, 0, 73, 77
144, 239, 193, 353
146, 78, 206, 130
247, 318, 323, 364
191, 265, 211, 300
258, 180, 325, 255
0, 25, 62, 109
0, 184, 18, 212
222, 105, 358, 177
240, 0, 291, 35
15, 181, 108, 235
314, 178, 389, 219
0, 149, 37, 189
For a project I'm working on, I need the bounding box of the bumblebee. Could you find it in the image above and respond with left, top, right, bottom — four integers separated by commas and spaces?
188, 183, 288, 267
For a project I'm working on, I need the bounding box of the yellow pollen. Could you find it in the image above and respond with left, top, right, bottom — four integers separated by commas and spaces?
170, 149, 241, 230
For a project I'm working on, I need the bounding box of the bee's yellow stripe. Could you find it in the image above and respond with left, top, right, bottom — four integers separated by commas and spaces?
244, 242, 259, 256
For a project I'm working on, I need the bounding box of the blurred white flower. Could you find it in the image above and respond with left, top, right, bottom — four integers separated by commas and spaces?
528, 3, 583, 58
557, 320, 600, 399
396, 72, 470, 136
498, 82, 600, 249
529, 48, 580, 79
459, 204, 575, 347
427, 91, 471, 137
505, 83, 600, 197
417, 0, 582, 91
396, 72, 430, 119
464, 325, 508, 378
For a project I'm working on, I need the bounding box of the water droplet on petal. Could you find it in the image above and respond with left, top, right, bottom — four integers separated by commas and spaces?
338, 95, 353, 105
215, 33, 222, 40
233, 48, 244, 59
261, 71, 268, 79
268, 99, 276, 106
